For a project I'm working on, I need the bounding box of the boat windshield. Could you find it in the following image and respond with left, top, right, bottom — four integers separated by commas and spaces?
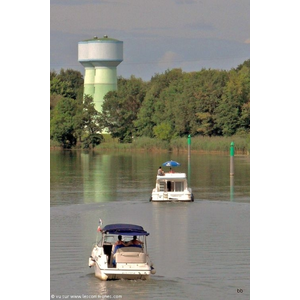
101, 234, 146, 247
103, 235, 115, 244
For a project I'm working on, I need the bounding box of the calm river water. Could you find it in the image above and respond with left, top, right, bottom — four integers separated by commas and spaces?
50, 150, 250, 300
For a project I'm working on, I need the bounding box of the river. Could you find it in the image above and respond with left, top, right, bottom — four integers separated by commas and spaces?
50, 150, 250, 300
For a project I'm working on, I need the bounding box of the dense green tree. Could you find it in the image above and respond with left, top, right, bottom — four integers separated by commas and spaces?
236, 59, 250, 71
214, 67, 250, 136
50, 77, 68, 96
82, 134, 103, 149
238, 102, 250, 134
183, 69, 228, 136
195, 112, 214, 136
50, 60, 250, 146
50, 95, 103, 148
50, 69, 83, 100
50, 94, 64, 110
50, 70, 57, 81
153, 122, 173, 142
50, 69, 104, 148
80, 95, 103, 148
50, 97, 79, 148
135, 69, 184, 137
101, 76, 146, 142
134, 68, 231, 138
134, 95, 156, 137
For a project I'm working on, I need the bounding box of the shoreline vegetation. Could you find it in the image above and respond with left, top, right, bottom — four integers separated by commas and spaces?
50, 134, 250, 155
51, 61, 250, 152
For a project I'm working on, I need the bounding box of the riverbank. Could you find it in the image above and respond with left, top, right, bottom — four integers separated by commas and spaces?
51, 134, 250, 154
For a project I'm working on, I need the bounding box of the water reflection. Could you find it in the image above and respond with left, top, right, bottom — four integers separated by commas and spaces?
188, 158, 191, 187
50, 150, 250, 205
51, 200, 250, 299
230, 176, 234, 202
51, 151, 250, 299
81, 152, 117, 203
151, 203, 190, 279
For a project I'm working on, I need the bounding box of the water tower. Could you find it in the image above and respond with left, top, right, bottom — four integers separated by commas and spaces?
78, 35, 123, 112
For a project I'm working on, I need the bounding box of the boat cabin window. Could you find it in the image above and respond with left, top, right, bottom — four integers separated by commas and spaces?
174, 181, 184, 191
165, 181, 184, 192
104, 235, 115, 244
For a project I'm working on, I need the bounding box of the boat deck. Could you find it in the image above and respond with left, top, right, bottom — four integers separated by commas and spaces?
157, 172, 187, 180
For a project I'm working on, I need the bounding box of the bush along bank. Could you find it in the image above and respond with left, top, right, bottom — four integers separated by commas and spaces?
93, 135, 250, 154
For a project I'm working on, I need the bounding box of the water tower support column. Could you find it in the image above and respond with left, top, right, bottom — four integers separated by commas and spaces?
94, 66, 118, 112
83, 67, 95, 99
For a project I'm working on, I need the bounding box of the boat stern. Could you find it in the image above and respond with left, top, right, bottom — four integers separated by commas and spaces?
151, 173, 193, 202
151, 190, 193, 202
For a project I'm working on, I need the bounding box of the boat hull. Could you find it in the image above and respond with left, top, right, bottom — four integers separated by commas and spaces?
94, 263, 152, 281
151, 191, 194, 202
151, 199, 193, 202
89, 245, 155, 281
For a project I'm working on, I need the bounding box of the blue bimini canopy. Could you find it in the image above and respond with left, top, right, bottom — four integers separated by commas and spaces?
162, 160, 181, 167
102, 223, 150, 236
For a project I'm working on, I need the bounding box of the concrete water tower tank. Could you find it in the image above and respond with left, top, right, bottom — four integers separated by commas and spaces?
78, 35, 123, 112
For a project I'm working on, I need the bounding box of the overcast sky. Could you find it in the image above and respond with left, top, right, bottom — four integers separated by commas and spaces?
50, 0, 249, 80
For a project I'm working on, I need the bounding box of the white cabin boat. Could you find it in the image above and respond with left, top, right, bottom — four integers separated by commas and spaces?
150, 172, 194, 202
89, 223, 155, 280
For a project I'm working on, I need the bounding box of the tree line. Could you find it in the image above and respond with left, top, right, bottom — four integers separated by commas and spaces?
50, 60, 250, 148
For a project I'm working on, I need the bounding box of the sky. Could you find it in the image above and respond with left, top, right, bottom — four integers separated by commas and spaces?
50, 0, 250, 81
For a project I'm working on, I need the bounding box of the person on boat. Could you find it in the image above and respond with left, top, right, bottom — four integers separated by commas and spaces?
127, 235, 144, 246
169, 168, 174, 173
157, 167, 165, 176
112, 235, 126, 266
115, 235, 126, 246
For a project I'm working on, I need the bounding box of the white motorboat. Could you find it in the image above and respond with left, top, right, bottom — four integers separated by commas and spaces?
150, 172, 194, 202
89, 223, 155, 280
